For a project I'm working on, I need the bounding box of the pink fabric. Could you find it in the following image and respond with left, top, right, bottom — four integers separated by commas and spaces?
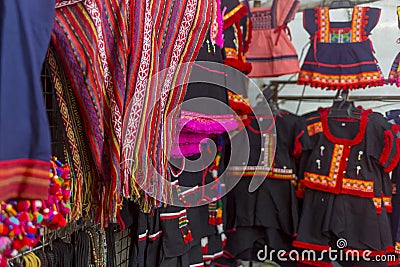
216, 0, 224, 47
246, 0, 300, 78
171, 110, 239, 157
179, 110, 238, 134
171, 141, 205, 157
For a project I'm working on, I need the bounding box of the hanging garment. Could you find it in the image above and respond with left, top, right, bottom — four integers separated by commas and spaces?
0, 1, 54, 201
294, 108, 399, 266
172, 26, 238, 158
297, 6, 384, 90
218, 105, 305, 264
388, 7, 400, 87
167, 136, 228, 267
386, 110, 400, 255
246, 0, 300, 78
49, 0, 214, 224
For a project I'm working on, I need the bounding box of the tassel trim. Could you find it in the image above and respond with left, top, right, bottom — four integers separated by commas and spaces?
297, 79, 384, 91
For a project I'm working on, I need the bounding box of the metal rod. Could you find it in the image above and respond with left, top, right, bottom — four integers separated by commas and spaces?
9, 235, 68, 260
8, 222, 100, 261
277, 96, 400, 101
266, 81, 400, 101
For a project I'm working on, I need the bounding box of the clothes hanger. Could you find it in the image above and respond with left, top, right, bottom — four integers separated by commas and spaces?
329, 0, 354, 9
260, 84, 280, 115
327, 90, 361, 119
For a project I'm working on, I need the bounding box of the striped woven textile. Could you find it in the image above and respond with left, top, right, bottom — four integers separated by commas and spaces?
50, 0, 213, 225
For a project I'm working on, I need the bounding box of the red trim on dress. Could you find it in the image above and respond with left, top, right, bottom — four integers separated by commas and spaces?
223, 249, 235, 259
223, 58, 252, 74
387, 246, 395, 253
340, 187, 375, 198
319, 108, 370, 146
379, 130, 394, 166
297, 79, 384, 91
385, 139, 400, 173
303, 61, 378, 68
297, 259, 334, 267
292, 240, 330, 251
296, 181, 306, 199
391, 124, 399, 134
388, 259, 399, 266
293, 130, 305, 159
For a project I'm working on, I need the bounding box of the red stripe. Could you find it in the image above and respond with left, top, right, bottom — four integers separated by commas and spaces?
160, 214, 182, 220
148, 231, 163, 241
0, 170, 49, 180
292, 240, 330, 251
0, 184, 49, 201
385, 139, 400, 173
223, 249, 235, 258
340, 188, 374, 198
380, 130, 394, 166
387, 246, 395, 253
298, 259, 333, 267
0, 158, 49, 168
303, 61, 377, 68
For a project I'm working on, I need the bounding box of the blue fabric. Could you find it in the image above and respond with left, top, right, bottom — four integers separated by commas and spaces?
300, 7, 382, 82
301, 41, 379, 75
0, 1, 54, 162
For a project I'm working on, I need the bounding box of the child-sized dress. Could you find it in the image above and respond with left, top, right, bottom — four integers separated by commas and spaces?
246, 0, 300, 78
297, 6, 384, 90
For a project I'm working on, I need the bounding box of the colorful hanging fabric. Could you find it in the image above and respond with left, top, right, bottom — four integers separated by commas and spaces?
50, 0, 214, 225
0, 1, 53, 202
297, 6, 384, 90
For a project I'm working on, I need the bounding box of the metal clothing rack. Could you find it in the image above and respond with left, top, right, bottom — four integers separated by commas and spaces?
8, 221, 98, 262
267, 80, 400, 102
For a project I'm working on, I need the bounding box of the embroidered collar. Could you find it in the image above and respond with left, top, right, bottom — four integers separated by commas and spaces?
319, 107, 371, 146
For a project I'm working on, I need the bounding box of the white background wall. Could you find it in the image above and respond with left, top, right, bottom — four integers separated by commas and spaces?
248, 0, 400, 115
